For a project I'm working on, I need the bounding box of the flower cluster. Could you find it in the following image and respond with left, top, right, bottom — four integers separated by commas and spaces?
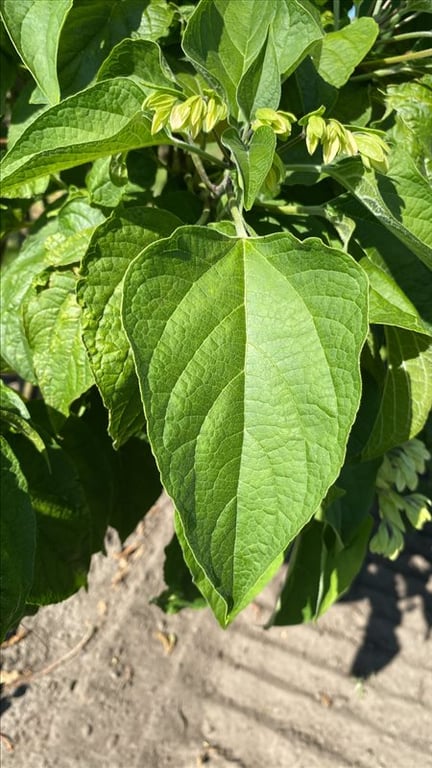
251, 108, 297, 140
300, 107, 390, 172
143, 90, 227, 138
370, 439, 431, 560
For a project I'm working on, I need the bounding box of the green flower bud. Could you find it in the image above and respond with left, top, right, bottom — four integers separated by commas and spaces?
305, 115, 327, 155
353, 132, 390, 173
401, 494, 431, 530
252, 108, 296, 140
143, 92, 178, 135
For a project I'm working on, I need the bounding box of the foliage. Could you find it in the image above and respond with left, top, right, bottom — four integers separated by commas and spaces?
1, 0, 431, 639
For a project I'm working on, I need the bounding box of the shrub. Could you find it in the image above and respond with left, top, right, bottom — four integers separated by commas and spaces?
1, 0, 431, 638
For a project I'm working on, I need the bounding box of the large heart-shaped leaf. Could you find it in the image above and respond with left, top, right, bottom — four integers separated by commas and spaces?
122, 227, 368, 625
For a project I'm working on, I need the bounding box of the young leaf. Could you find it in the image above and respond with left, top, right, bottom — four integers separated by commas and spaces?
237, 28, 281, 120
57, 0, 175, 97
78, 207, 181, 448
96, 38, 180, 94
183, 0, 322, 118
0, 78, 167, 194
23, 270, 94, 415
0, 0, 73, 104
222, 126, 276, 210
122, 227, 368, 625
0, 436, 36, 641
363, 328, 432, 460
310, 18, 379, 89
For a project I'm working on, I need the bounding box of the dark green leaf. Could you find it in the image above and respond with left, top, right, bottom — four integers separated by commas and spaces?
151, 533, 207, 614
0, 436, 36, 641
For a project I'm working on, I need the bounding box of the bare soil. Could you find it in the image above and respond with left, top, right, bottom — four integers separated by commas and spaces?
1, 494, 431, 768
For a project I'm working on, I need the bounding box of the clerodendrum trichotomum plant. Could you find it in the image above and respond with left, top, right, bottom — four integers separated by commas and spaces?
1, 0, 431, 637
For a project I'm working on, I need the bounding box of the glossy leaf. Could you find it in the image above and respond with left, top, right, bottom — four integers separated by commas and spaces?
310, 18, 378, 88
0, 436, 36, 641
23, 270, 94, 415
222, 126, 276, 210
0, 0, 72, 104
123, 227, 368, 625
363, 328, 432, 459
78, 207, 181, 448
0, 78, 166, 194
236, 28, 281, 119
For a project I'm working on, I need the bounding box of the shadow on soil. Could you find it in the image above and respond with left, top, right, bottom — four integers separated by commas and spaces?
342, 524, 432, 679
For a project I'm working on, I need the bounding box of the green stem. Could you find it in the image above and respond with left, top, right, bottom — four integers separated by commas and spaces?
380, 31, 432, 43
359, 47, 432, 68
171, 138, 226, 168
257, 201, 327, 217
333, 0, 340, 30
229, 201, 249, 238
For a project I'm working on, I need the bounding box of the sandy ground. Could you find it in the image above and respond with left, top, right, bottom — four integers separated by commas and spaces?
1, 493, 431, 768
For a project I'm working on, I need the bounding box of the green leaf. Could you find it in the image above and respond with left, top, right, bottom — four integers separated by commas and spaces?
237, 28, 281, 119
0, 436, 36, 641
152, 533, 207, 614
386, 77, 432, 173
360, 257, 432, 336
328, 156, 432, 270
324, 458, 380, 545
57, 0, 174, 98
0, 218, 58, 383
363, 328, 432, 459
7, 432, 91, 605
272, 514, 372, 625
0, 380, 47, 456
109, 436, 162, 542
122, 227, 368, 625
272, 0, 323, 78
310, 18, 378, 88
43, 197, 106, 267
78, 207, 181, 448
0, 0, 73, 104
183, 0, 322, 118
23, 269, 94, 415
96, 38, 180, 94
0, 78, 167, 194
222, 126, 276, 210
330, 194, 432, 332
